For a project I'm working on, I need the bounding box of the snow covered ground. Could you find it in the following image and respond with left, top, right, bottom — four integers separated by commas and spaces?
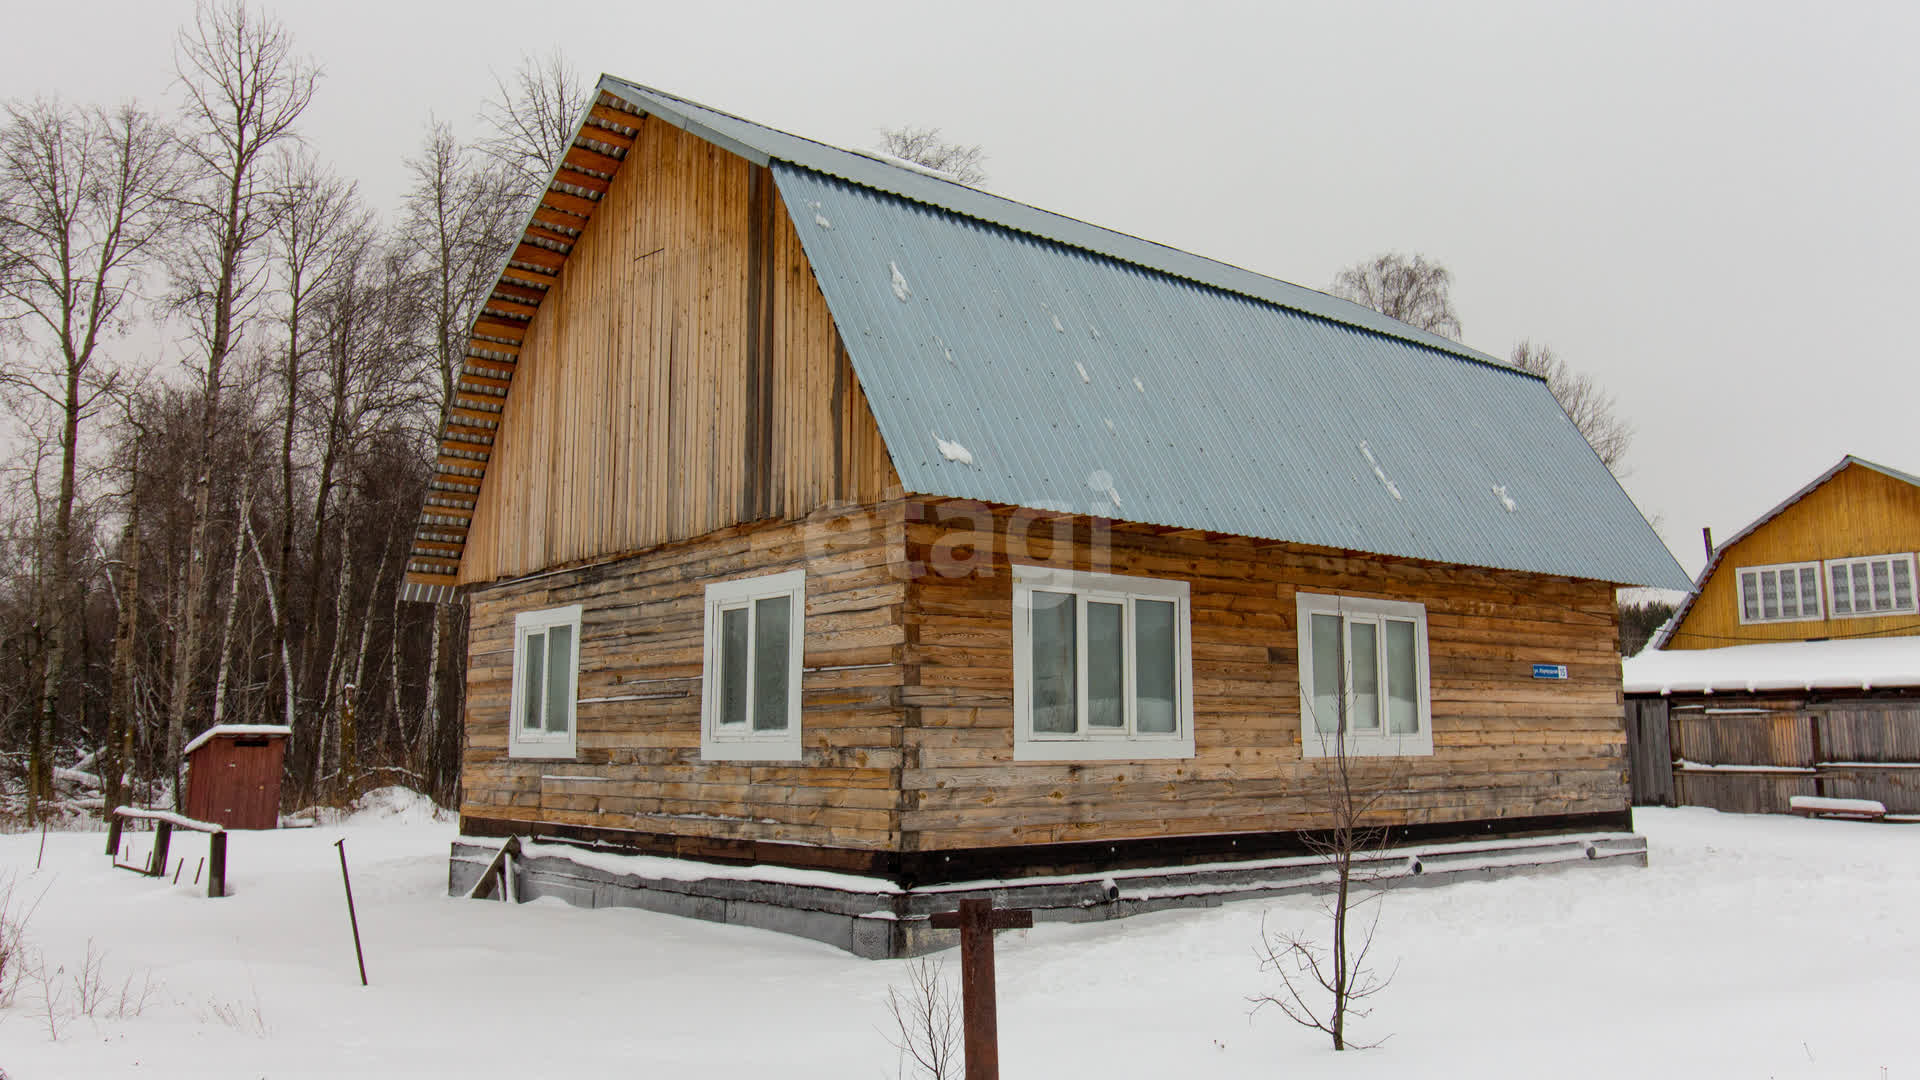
2, 798, 1915, 1078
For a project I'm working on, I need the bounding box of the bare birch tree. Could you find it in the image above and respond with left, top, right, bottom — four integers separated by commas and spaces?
0, 99, 181, 818
165, 0, 316, 802
399, 123, 515, 796
478, 50, 588, 208
875, 126, 987, 185
263, 149, 362, 732
1508, 339, 1633, 475
1329, 252, 1462, 341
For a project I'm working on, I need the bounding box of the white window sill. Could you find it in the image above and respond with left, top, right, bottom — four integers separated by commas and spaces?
1014, 737, 1195, 762
508, 741, 578, 761
700, 735, 803, 763
1299, 733, 1434, 759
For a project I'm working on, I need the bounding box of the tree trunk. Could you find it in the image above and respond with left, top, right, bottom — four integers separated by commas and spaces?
105, 465, 144, 813
245, 514, 298, 733
211, 483, 256, 727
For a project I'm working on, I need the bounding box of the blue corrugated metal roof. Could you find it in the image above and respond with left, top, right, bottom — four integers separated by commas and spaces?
602, 76, 1495, 368
602, 76, 1690, 590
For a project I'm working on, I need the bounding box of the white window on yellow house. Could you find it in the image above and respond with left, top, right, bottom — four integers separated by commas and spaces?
1735, 562, 1823, 624
1826, 553, 1917, 618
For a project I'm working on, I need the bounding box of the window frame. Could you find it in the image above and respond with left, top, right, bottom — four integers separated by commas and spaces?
1295, 592, 1434, 759
1733, 560, 1825, 625
1011, 564, 1195, 762
1824, 553, 1918, 619
507, 604, 583, 760
700, 570, 805, 762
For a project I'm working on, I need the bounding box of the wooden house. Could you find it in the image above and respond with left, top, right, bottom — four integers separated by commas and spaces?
403, 77, 1688, 902
1624, 456, 1920, 815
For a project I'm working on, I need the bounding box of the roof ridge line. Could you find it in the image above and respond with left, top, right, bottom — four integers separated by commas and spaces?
598, 75, 1527, 380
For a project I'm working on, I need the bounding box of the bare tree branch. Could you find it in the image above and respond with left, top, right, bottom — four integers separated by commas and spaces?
1329, 252, 1461, 341
1508, 339, 1634, 475
876, 126, 988, 186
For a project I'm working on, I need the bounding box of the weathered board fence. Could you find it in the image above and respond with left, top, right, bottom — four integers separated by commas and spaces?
1624, 693, 1920, 815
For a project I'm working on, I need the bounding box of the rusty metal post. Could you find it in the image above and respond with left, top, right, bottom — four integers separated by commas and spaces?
931, 897, 1033, 1080
208, 832, 227, 898
335, 838, 368, 985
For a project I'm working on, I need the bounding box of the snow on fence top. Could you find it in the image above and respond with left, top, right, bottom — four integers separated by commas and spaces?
1622, 637, 1920, 695
112, 806, 224, 833
182, 723, 293, 757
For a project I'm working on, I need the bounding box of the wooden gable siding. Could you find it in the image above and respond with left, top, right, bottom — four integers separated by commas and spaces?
461, 506, 910, 852
460, 115, 896, 584
898, 500, 1627, 852
1667, 462, 1920, 649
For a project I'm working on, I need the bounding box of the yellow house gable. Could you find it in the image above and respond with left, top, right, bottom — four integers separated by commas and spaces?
1663, 458, 1920, 649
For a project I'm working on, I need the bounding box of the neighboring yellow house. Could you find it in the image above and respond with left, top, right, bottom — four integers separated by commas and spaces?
1658, 456, 1920, 650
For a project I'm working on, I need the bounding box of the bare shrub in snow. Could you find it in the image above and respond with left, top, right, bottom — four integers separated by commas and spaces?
883, 955, 962, 1080
0, 872, 48, 1009
1250, 697, 1402, 1051
199, 983, 269, 1036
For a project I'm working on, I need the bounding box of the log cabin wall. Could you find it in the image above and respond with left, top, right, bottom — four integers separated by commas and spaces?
898, 499, 1628, 853
461, 505, 910, 857
460, 114, 896, 585
1665, 462, 1920, 649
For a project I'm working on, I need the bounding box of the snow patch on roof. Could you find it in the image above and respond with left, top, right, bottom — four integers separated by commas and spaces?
1360, 441, 1403, 502
934, 434, 974, 465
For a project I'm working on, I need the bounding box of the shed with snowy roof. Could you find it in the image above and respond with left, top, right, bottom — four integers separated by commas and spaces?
403, 77, 1686, 942
182, 724, 292, 830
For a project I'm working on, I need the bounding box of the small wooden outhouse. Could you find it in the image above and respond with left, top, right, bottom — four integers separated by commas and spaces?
182, 724, 292, 830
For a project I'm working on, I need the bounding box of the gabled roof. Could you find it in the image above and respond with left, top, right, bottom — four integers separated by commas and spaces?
1653, 456, 1920, 648
402, 76, 1691, 601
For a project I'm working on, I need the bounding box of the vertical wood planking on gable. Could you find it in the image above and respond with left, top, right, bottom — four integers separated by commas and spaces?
458, 115, 901, 585
1667, 462, 1920, 649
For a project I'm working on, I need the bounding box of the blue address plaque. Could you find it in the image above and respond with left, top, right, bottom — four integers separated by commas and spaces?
1532, 663, 1570, 680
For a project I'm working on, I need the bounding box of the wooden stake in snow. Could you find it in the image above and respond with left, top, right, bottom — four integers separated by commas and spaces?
335, 838, 369, 986
36, 821, 47, 870
930, 898, 1033, 1080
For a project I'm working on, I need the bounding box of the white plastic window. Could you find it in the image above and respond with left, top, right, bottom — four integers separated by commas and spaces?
1735, 562, 1823, 624
1296, 592, 1433, 758
701, 571, 805, 761
1826, 554, 1917, 618
509, 605, 582, 760
1013, 565, 1194, 761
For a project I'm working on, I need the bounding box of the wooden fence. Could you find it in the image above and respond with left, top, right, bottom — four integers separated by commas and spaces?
1624, 694, 1920, 815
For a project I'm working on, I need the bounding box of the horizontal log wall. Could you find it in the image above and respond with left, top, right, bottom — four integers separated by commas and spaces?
461, 507, 910, 852
461, 115, 896, 584
899, 500, 1630, 852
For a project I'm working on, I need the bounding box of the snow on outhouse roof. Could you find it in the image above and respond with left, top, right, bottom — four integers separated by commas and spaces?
602, 78, 1688, 590
401, 78, 1691, 600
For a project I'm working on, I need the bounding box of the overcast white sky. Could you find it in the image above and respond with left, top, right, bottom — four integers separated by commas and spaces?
7, 0, 1916, 579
